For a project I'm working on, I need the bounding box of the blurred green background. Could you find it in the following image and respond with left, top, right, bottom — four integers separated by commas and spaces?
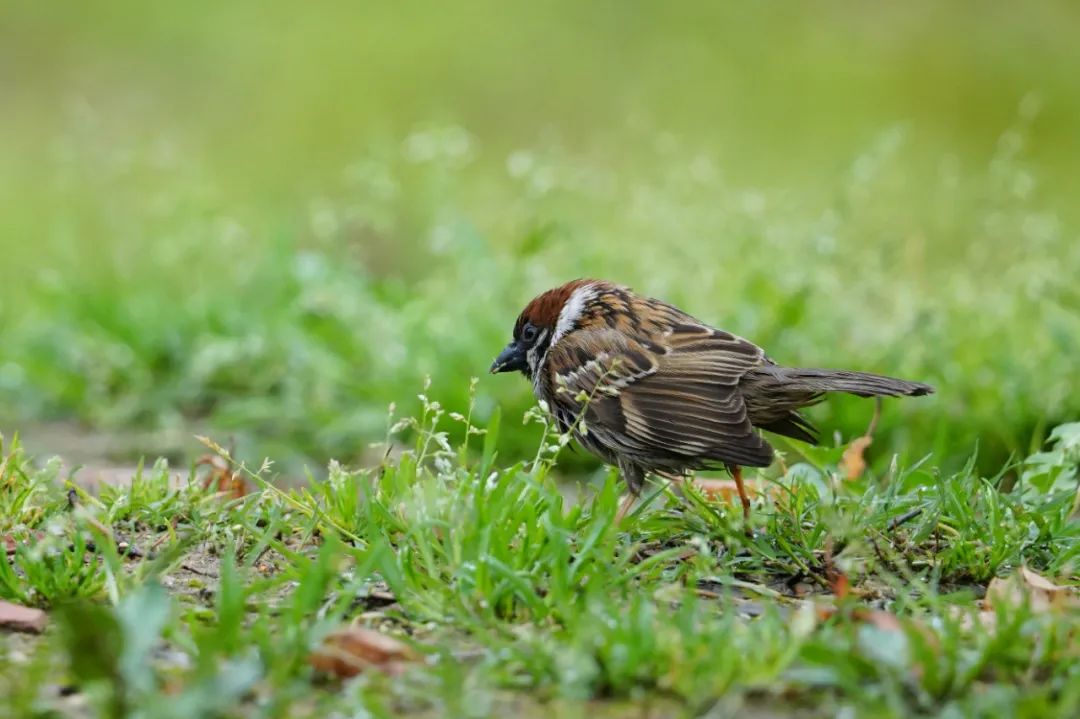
1, 1, 1077, 474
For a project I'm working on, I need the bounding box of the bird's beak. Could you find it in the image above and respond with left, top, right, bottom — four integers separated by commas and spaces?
490, 342, 527, 374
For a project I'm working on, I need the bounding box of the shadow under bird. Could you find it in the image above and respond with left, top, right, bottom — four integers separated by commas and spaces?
491, 278, 933, 522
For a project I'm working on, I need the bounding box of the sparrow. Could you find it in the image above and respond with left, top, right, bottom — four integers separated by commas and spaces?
490, 278, 933, 523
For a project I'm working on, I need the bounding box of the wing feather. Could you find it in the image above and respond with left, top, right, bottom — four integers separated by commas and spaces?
542, 320, 775, 470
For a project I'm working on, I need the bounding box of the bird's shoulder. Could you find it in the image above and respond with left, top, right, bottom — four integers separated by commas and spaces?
544, 292, 767, 393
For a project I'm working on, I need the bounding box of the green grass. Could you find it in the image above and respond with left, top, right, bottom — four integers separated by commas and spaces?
2, 401, 1080, 718
1, 112, 1077, 475
2, 4, 1080, 717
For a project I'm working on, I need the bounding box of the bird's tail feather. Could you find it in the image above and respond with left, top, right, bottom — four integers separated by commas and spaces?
773, 368, 934, 398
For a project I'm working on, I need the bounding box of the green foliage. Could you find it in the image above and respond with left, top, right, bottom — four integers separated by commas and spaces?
55, 582, 261, 719
1, 3, 1079, 474
1022, 422, 1080, 496
1, 4, 1080, 716
3, 396, 1080, 717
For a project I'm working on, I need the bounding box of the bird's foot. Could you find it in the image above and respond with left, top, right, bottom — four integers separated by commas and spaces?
615, 493, 638, 524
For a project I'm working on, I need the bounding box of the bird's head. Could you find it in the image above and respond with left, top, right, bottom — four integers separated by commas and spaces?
490, 278, 600, 379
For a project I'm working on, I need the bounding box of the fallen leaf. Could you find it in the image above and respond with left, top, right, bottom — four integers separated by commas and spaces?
858, 608, 903, 632
946, 604, 998, 634
4, 531, 46, 556
840, 398, 882, 480
814, 602, 935, 667
828, 567, 851, 600
985, 565, 1075, 613
308, 625, 416, 679
840, 436, 873, 480
0, 600, 47, 634
692, 478, 776, 503
195, 454, 248, 500
822, 540, 851, 600
811, 600, 911, 636
1021, 566, 1069, 595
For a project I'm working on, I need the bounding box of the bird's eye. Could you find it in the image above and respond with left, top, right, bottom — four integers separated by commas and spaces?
521, 324, 538, 343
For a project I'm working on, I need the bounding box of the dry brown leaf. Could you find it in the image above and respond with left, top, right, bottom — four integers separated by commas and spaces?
195, 454, 248, 500
985, 566, 1075, 613
822, 539, 851, 600
945, 568, 1078, 637
308, 625, 416, 679
840, 436, 873, 480
1021, 566, 1069, 595
840, 398, 881, 480
946, 604, 998, 634
4, 531, 46, 556
812, 604, 926, 644
0, 600, 47, 634
828, 567, 851, 600
813, 604, 910, 641
692, 478, 775, 503
859, 608, 904, 632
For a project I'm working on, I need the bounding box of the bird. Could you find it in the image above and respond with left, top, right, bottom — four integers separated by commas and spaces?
490, 278, 933, 524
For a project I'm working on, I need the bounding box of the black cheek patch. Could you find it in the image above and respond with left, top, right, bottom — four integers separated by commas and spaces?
534, 332, 553, 359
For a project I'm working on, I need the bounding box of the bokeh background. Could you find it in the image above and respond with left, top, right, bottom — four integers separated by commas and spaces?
2, 1, 1078, 475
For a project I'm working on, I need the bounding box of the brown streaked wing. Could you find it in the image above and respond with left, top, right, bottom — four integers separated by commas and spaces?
542, 327, 657, 426
544, 323, 775, 468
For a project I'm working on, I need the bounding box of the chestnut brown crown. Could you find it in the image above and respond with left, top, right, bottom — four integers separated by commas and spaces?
514, 278, 595, 333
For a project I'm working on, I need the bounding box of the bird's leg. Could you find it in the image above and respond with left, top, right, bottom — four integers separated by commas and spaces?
615, 491, 639, 524
727, 463, 752, 524
615, 462, 645, 524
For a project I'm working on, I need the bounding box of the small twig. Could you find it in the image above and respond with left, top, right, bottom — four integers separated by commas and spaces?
707, 577, 783, 599
887, 507, 924, 532
866, 397, 882, 438
150, 519, 178, 551
869, 536, 889, 566
180, 563, 218, 578
249, 543, 275, 568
